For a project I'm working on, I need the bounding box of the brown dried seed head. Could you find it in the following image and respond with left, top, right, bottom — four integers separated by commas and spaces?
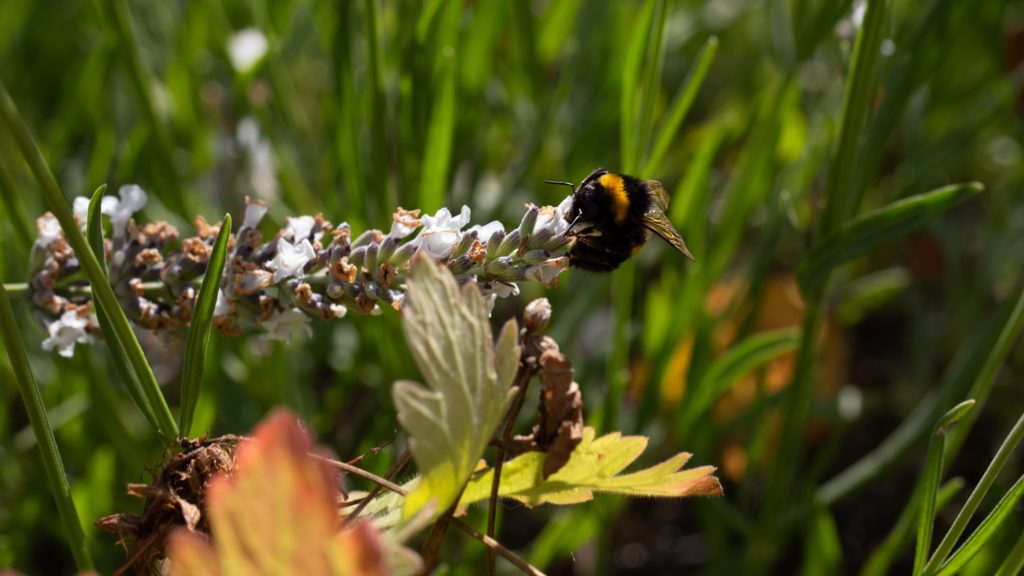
524, 298, 552, 333
135, 248, 164, 267
329, 258, 358, 284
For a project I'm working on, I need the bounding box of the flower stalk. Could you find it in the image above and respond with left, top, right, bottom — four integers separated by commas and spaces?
21, 189, 575, 356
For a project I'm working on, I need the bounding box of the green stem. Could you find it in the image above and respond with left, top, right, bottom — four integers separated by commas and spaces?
0, 280, 94, 570
0, 76, 179, 442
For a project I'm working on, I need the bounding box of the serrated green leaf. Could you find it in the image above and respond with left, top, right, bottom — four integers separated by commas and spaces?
86, 186, 160, 433
459, 427, 722, 507
936, 472, 1024, 576
179, 213, 231, 436
799, 182, 982, 292
393, 256, 519, 520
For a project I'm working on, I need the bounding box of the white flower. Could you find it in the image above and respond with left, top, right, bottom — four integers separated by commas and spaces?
528, 256, 570, 287
227, 28, 268, 73
109, 185, 148, 239
535, 195, 573, 236
262, 308, 312, 342
41, 310, 94, 358
73, 197, 90, 227
35, 214, 64, 248
489, 281, 520, 298
267, 237, 316, 283
466, 220, 505, 243
242, 197, 269, 229
416, 205, 471, 259
72, 194, 120, 232
286, 215, 316, 242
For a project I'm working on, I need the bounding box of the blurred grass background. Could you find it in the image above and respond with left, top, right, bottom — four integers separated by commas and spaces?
1, 0, 1023, 574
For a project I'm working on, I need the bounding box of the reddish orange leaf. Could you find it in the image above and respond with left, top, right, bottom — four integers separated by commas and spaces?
167, 409, 415, 576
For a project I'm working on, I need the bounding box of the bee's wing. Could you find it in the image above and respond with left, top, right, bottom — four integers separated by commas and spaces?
641, 180, 696, 262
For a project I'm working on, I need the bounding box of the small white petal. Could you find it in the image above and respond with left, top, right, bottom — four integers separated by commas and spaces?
227, 28, 269, 73
489, 282, 520, 299
36, 214, 63, 248
41, 310, 93, 358
329, 303, 348, 318
262, 308, 312, 342
73, 197, 91, 226
467, 220, 504, 240
242, 197, 269, 229
109, 185, 148, 239
286, 215, 316, 241
268, 237, 316, 283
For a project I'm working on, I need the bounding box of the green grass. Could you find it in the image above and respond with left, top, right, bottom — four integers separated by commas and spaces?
1, 1, 1022, 573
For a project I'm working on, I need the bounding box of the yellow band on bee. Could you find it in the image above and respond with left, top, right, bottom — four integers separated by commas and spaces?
599, 173, 629, 223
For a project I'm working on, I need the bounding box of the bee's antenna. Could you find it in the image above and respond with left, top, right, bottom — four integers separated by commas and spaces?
544, 180, 576, 194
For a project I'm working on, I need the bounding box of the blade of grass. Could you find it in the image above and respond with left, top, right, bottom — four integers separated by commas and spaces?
86, 185, 160, 433
799, 182, 983, 293
0, 280, 94, 570
914, 400, 975, 575
681, 328, 800, 434
936, 471, 1024, 576
619, 0, 656, 174
944, 285, 1024, 461
418, 60, 456, 212
922, 411, 1024, 575
643, 36, 718, 175
0, 76, 179, 441
179, 214, 231, 436
750, 2, 889, 544
860, 478, 964, 576
818, 0, 888, 232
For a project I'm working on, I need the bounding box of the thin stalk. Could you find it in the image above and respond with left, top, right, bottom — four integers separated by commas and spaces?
0, 280, 94, 570
0, 77, 179, 441
487, 360, 536, 575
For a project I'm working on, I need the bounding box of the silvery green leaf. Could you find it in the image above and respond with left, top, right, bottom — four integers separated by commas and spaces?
393, 255, 519, 519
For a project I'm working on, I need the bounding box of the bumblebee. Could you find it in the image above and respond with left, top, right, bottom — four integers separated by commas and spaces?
550, 168, 695, 271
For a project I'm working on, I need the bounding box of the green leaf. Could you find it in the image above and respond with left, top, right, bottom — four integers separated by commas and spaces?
0, 78, 179, 441
179, 213, 231, 436
936, 472, 1024, 576
393, 256, 519, 520
0, 280, 93, 570
644, 35, 718, 175
86, 185, 160, 433
799, 182, 982, 293
460, 427, 722, 507
914, 400, 974, 575
681, 328, 800, 431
